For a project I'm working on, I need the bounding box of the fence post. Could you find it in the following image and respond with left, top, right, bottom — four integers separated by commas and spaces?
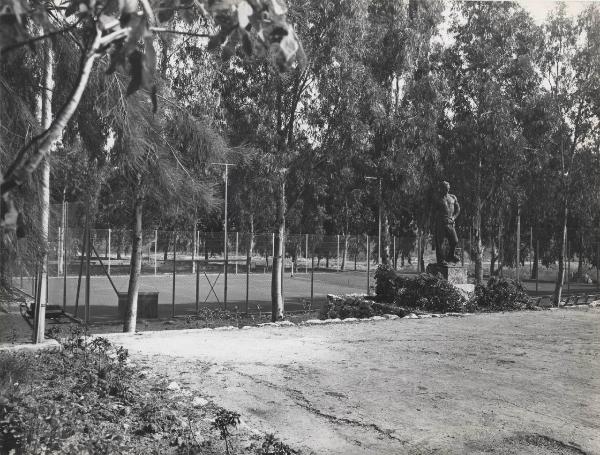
310, 240, 314, 307
597, 242, 599, 290
154, 229, 158, 276
85, 228, 91, 324
172, 231, 176, 318
305, 233, 308, 274
192, 224, 197, 275
235, 231, 239, 275
246, 234, 250, 314
516, 205, 521, 282
107, 228, 111, 276
567, 240, 571, 294
195, 255, 200, 315
536, 240, 539, 293
393, 236, 396, 269
366, 235, 370, 296
271, 233, 275, 272
337, 235, 340, 272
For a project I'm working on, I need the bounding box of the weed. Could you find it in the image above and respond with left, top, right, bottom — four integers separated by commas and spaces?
257, 433, 298, 455
212, 407, 241, 454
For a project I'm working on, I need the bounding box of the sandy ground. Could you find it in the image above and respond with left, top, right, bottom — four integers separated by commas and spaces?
105, 308, 600, 455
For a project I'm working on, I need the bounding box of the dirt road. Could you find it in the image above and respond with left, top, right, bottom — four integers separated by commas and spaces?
106, 308, 600, 454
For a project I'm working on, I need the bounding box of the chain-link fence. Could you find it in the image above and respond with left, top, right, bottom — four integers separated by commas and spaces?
6, 203, 600, 323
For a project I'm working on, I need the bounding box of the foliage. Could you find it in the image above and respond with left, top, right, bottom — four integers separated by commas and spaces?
0, 328, 287, 454
257, 433, 298, 455
374, 265, 467, 313
471, 277, 534, 312
212, 407, 241, 455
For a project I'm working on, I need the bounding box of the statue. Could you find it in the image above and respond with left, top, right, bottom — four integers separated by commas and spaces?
433, 181, 460, 265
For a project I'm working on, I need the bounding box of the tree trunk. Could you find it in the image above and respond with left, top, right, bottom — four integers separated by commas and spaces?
382, 214, 391, 265
341, 234, 349, 271
474, 201, 484, 285
531, 237, 538, 279
271, 179, 285, 321
33, 38, 54, 344
553, 201, 568, 306
577, 231, 584, 276
490, 233, 496, 276
123, 193, 143, 333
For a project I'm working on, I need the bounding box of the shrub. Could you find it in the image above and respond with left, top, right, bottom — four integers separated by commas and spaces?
471, 277, 534, 311
374, 265, 467, 313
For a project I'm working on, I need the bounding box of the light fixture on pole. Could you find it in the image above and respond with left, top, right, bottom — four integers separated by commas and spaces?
211, 162, 234, 308
366, 176, 382, 264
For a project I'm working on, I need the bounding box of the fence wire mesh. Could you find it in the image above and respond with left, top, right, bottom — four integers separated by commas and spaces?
8, 206, 600, 323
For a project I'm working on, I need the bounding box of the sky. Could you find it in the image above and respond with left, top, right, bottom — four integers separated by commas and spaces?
515, 0, 596, 23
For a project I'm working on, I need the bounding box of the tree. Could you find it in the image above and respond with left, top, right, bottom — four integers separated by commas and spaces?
443, 1, 542, 284
539, 4, 600, 303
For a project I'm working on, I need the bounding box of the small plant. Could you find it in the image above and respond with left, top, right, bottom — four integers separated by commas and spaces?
470, 277, 533, 311
257, 433, 298, 455
212, 407, 241, 454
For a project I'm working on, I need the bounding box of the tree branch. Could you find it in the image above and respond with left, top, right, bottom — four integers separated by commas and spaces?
149, 27, 210, 38
0, 22, 80, 55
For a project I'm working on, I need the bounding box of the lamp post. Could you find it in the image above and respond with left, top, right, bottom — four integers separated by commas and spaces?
366, 176, 382, 264
211, 162, 234, 308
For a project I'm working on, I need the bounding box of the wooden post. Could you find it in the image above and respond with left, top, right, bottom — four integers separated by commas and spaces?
597, 242, 599, 290
195, 257, 200, 315
536, 240, 539, 293
235, 231, 239, 275
416, 230, 421, 273
154, 229, 158, 276
246, 234, 250, 314
516, 205, 521, 282
172, 231, 176, 318
62, 220, 68, 310
366, 235, 370, 295
85, 228, 91, 324
192, 224, 197, 275
393, 236, 396, 270
567, 240, 571, 293
337, 235, 340, 272
271, 233, 275, 272
529, 226, 533, 276
310, 247, 314, 307
305, 233, 309, 274
107, 228, 111, 276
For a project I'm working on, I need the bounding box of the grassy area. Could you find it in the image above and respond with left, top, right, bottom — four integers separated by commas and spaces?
0, 329, 298, 454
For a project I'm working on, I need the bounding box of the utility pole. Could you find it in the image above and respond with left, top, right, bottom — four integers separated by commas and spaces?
211, 163, 234, 308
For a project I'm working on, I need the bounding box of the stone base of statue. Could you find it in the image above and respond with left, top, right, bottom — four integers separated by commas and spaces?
426, 263, 467, 285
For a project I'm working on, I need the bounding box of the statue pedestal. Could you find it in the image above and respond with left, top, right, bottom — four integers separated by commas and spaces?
425, 263, 467, 285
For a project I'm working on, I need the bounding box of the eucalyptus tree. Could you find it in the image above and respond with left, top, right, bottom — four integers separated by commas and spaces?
442, 1, 542, 284
539, 4, 600, 303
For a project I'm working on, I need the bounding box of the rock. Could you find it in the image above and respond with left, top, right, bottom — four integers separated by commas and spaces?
419, 314, 432, 319
327, 318, 343, 323
214, 326, 237, 331
341, 317, 359, 322
258, 322, 277, 327
431, 314, 443, 318
404, 313, 419, 319
370, 316, 386, 321
304, 319, 326, 325
589, 300, 600, 308
192, 397, 208, 407
167, 381, 180, 391
445, 312, 463, 317
275, 320, 295, 327
241, 326, 254, 330
383, 314, 399, 320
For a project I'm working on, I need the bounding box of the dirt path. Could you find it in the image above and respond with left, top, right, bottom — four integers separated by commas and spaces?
105, 309, 600, 455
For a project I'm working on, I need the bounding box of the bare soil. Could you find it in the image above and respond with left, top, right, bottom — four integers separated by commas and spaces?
105, 308, 600, 455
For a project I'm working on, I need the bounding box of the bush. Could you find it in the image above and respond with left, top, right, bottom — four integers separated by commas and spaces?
471, 277, 534, 311
374, 265, 467, 313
